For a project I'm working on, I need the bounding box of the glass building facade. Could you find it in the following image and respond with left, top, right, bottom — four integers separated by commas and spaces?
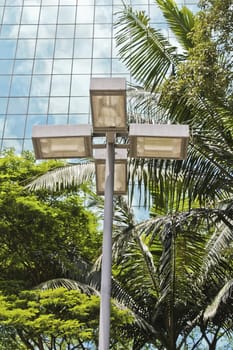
0, 0, 198, 154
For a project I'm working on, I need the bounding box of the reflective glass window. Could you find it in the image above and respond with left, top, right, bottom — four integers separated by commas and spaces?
54, 39, 73, 58
10, 75, 31, 96
49, 97, 69, 114
3, 7, 22, 24
76, 6, 94, 23
58, 6, 76, 23
74, 39, 92, 58
57, 25, 75, 38
35, 39, 55, 58
8, 98, 28, 114
0, 98, 7, 114
4, 115, 26, 137
75, 24, 93, 38
95, 6, 112, 23
53, 59, 72, 74
0, 25, 19, 38
94, 24, 112, 38
33, 59, 53, 74
38, 25, 56, 38
69, 97, 89, 114
31, 75, 51, 96
16, 39, 36, 58
25, 114, 47, 138
0, 76, 11, 96
93, 58, 111, 74
21, 6, 40, 24
40, 6, 58, 24
72, 59, 91, 74
14, 59, 33, 74
0, 40, 17, 58
71, 75, 89, 96
0, 59, 14, 74
19, 25, 38, 38
28, 98, 49, 114
93, 38, 111, 58
51, 75, 71, 96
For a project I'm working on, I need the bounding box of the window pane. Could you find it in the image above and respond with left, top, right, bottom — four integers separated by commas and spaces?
40, 6, 58, 24
38, 25, 56, 38
35, 39, 55, 58
0, 59, 14, 74
21, 6, 40, 24
49, 97, 69, 114
33, 59, 53, 74
75, 24, 93, 38
0, 76, 11, 96
76, 6, 94, 23
11, 75, 31, 96
8, 98, 28, 114
74, 39, 92, 58
19, 25, 38, 38
4, 115, 26, 137
50, 75, 71, 96
58, 6, 76, 23
54, 39, 73, 58
31, 75, 51, 96
93, 38, 111, 58
14, 59, 33, 74
0, 98, 7, 114
28, 98, 49, 114
0, 25, 19, 38
3, 7, 22, 24
0, 40, 17, 58
57, 25, 75, 38
53, 59, 72, 74
93, 58, 111, 74
95, 6, 112, 23
16, 39, 36, 58
71, 75, 89, 96
72, 59, 91, 74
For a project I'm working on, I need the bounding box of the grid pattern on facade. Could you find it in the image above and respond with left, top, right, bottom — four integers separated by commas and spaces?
0, 0, 199, 153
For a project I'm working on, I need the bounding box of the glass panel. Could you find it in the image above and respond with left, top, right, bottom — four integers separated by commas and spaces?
21, 6, 40, 24
71, 75, 90, 96
0, 98, 7, 114
0, 40, 17, 58
28, 97, 49, 114
38, 25, 56, 38
54, 39, 73, 58
76, 6, 94, 23
57, 25, 75, 38
25, 115, 47, 138
75, 24, 93, 38
0, 59, 14, 74
93, 38, 111, 58
4, 115, 26, 137
0, 76, 11, 96
93, 58, 111, 74
2, 140, 23, 154
53, 59, 72, 74
72, 59, 91, 74
33, 59, 53, 74
19, 25, 38, 38
49, 97, 69, 114
95, 6, 113, 23
74, 39, 92, 58
31, 75, 51, 96
10, 75, 31, 96
47, 115, 69, 124
0, 25, 19, 38
3, 7, 22, 24
40, 6, 58, 24
16, 39, 36, 58
58, 6, 76, 23
69, 97, 89, 114
94, 24, 112, 38
35, 39, 55, 58
8, 98, 28, 114
50, 75, 71, 96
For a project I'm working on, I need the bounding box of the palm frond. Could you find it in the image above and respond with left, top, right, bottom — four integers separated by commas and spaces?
114, 4, 180, 90
203, 279, 233, 322
156, 0, 195, 50
25, 162, 95, 192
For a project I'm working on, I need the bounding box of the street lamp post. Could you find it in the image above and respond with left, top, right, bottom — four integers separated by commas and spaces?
32, 77, 189, 350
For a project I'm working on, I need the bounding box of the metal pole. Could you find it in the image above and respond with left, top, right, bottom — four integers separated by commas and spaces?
98, 132, 115, 350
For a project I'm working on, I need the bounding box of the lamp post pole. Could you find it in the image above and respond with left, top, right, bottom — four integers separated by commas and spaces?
98, 133, 115, 350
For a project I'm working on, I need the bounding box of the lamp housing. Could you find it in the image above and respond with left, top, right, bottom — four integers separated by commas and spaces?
90, 78, 127, 133
32, 124, 92, 159
129, 123, 189, 159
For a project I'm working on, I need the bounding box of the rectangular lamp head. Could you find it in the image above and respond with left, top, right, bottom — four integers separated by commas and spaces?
90, 77, 127, 133
94, 148, 127, 195
32, 124, 92, 159
129, 124, 189, 159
